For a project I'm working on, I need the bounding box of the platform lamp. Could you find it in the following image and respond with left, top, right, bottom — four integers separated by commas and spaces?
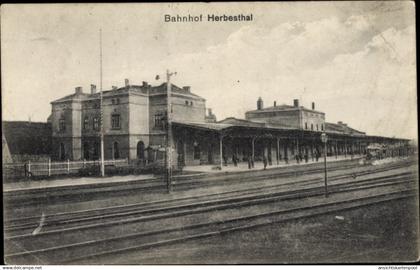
321, 132, 328, 197
156, 70, 177, 193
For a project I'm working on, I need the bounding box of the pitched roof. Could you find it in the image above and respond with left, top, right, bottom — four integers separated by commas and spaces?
2, 121, 52, 156
172, 120, 231, 131
51, 82, 205, 103
218, 117, 266, 128
246, 104, 324, 114
149, 83, 205, 100
325, 122, 365, 136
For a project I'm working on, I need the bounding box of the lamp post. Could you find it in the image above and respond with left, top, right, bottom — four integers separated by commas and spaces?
321, 132, 328, 197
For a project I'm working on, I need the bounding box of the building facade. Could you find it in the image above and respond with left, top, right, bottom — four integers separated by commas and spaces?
50, 79, 211, 162
245, 98, 325, 131
50, 79, 409, 168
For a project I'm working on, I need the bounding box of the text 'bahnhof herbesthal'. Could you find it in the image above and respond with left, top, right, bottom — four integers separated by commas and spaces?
35, 78, 409, 169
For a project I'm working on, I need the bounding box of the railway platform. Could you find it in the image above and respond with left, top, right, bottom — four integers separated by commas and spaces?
3, 155, 364, 194
3, 173, 157, 193
185, 154, 364, 173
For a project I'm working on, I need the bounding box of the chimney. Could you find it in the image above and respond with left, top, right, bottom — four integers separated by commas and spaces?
208, 108, 213, 116
338, 121, 343, 125
91, 84, 97, 94
142, 81, 148, 87
183, 86, 191, 92
75, 86, 83, 95
112, 86, 118, 90
293, 99, 299, 107
124, 78, 129, 87
257, 97, 263, 110
311, 102, 315, 110
274, 101, 277, 107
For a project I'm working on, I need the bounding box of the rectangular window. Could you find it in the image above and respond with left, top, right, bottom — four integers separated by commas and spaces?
305, 122, 308, 129
93, 117, 99, 131
59, 119, 66, 132
111, 114, 121, 129
83, 117, 89, 130
154, 112, 166, 129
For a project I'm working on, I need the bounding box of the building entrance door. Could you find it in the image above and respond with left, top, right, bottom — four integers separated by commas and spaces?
177, 140, 185, 168
208, 144, 213, 164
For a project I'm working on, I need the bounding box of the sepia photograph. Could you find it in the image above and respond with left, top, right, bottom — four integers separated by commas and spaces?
1, 2, 418, 265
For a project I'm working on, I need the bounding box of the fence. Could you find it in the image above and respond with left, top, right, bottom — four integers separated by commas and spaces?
2, 158, 129, 180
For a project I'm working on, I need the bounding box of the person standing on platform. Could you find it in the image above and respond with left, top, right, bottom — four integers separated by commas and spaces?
263, 155, 268, 170
233, 153, 238, 167
248, 154, 252, 169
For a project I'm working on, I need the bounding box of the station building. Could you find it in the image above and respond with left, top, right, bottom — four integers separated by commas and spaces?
49, 78, 410, 168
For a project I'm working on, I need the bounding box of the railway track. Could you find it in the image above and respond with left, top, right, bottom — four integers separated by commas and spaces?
3, 158, 377, 206
4, 158, 414, 221
4, 167, 417, 264
4, 160, 413, 233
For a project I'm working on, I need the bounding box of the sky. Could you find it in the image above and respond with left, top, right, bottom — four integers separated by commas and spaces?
1, 2, 417, 140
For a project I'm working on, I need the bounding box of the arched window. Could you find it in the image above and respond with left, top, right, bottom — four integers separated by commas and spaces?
93, 141, 100, 159
311, 123, 313, 130
59, 143, 65, 160
83, 142, 90, 160
137, 141, 145, 159
113, 142, 120, 159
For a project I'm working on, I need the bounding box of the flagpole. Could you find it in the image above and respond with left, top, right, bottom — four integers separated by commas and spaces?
100, 29, 105, 177
166, 69, 172, 193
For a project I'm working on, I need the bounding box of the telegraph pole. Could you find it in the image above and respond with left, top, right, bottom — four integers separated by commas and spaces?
166, 69, 176, 192
99, 29, 105, 177
321, 133, 328, 197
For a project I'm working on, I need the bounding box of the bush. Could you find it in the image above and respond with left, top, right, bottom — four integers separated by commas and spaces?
78, 165, 100, 177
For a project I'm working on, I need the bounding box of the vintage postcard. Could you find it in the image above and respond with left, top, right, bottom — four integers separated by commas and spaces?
1, 2, 418, 265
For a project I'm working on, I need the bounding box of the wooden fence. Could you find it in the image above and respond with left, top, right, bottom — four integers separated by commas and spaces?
3, 158, 129, 180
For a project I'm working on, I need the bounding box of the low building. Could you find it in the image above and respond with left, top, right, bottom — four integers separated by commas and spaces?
2, 121, 52, 163
245, 98, 325, 131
